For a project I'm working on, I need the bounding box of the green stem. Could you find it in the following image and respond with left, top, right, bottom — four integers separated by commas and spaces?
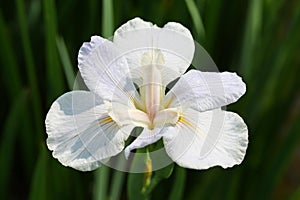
185, 0, 205, 42
94, 166, 110, 200
56, 36, 75, 90
102, 0, 114, 38
168, 166, 186, 200
109, 161, 126, 200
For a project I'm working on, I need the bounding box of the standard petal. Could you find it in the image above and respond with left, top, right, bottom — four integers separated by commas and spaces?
124, 127, 166, 159
78, 36, 139, 107
164, 70, 246, 112
45, 91, 133, 171
113, 17, 195, 86
163, 109, 248, 169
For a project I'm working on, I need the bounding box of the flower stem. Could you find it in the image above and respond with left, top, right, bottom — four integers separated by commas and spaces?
94, 166, 110, 200
109, 157, 126, 200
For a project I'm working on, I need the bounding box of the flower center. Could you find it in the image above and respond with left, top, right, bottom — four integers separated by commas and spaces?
108, 49, 179, 130
138, 50, 179, 129
139, 50, 164, 121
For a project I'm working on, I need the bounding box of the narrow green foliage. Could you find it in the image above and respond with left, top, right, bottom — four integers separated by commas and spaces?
127, 148, 150, 200
186, 168, 223, 200
261, 105, 300, 199
29, 144, 48, 200
185, 0, 205, 41
289, 186, 300, 200
0, 91, 27, 199
204, 0, 222, 51
56, 36, 75, 90
168, 166, 186, 200
16, 0, 43, 141
43, 0, 64, 101
0, 11, 35, 175
240, 0, 262, 78
102, 0, 114, 38
143, 163, 174, 195
109, 169, 126, 200
88, 0, 100, 34
0, 12, 22, 97
94, 166, 110, 200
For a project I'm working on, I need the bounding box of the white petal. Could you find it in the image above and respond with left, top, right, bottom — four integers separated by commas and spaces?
124, 127, 166, 159
153, 108, 180, 127
163, 109, 248, 169
113, 17, 195, 86
164, 70, 246, 112
78, 36, 139, 106
45, 91, 133, 171
108, 101, 150, 128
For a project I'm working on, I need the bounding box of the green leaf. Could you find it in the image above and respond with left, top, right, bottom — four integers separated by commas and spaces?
87, 0, 100, 34
168, 166, 186, 200
143, 163, 174, 195
127, 147, 152, 200
289, 186, 300, 200
109, 169, 126, 200
0, 12, 22, 98
185, 0, 205, 41
260, 109, 300, 199
186, 168, 223, 200
102, 0, 114, 38
94, 166, 110, 200
29, 144, 48, 200
127, 138, 175, 199
240, 0, 262, 78
128, 172, 148, 200
142, 140, 175, 195
16, 0, 43, 141
43, 0, 65, 101
109, 154, 131, 200
204, 0, 222, 51
127, 149, 150, 200
0, 90, 27, 199
0, 11, 35, 175
56, 36, 75, 90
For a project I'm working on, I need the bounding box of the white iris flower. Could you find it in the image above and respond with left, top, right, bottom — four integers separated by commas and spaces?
45, 18, 248, 171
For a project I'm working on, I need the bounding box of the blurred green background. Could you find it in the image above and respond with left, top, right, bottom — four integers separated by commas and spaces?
1, 0, 300, 199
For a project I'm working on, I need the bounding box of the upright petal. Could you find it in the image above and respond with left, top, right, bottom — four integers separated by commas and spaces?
164, 70, 246, 112
163, 108, 248, 169
45, 91, 133, 171
78, 36, 140, 107
113, 17, 195, 87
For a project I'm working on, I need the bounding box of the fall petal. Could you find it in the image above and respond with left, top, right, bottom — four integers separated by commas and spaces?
163, 109, 248, 169
45, 91, 133, 171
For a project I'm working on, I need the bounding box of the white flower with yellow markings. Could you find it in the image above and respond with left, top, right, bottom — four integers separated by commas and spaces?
45, 17, 248, 171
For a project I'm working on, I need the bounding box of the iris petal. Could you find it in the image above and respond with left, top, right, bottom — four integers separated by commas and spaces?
113, 17, 195, 87
78, 36, 140, 107
45, 91, 134, 171
163, 108, 248, 169
164, 70, 246, 112
124, 127, 166, 159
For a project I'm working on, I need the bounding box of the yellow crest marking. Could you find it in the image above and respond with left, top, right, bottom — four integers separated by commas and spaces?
99, 116, 113, 125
